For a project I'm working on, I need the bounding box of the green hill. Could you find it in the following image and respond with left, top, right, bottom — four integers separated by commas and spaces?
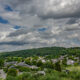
0, 47, 80, 58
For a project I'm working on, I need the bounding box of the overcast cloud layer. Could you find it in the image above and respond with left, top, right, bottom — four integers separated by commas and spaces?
0, 0, 80, 52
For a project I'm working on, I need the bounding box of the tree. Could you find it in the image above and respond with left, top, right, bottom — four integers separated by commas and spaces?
62, 58, 67, 66
55, 61, 62, 72
32, 60, 37, 65
25, 58, 32, 65
6, 75, 17, 80
37, 60, 43, 67
44, 61, 54, 69
0, 59, 4, 68
7, 68, 18, 77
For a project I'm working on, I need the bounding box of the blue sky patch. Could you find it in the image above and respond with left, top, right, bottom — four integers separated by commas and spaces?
5, 5, 13, 12
14, 26, 21, 29
38, 28, 47, 31
0, 17, 9, 24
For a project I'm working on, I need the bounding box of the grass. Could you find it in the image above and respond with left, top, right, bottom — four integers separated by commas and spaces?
4, 67, 80, 80
66, 66, 80, 71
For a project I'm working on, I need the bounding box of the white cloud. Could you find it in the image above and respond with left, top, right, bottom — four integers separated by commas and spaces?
0, 0, 80, 51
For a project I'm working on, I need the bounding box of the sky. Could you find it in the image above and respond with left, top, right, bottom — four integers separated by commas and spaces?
0, 0, 80, 52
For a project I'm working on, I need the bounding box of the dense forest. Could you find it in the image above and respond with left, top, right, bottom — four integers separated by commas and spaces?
0, 47, 80, 58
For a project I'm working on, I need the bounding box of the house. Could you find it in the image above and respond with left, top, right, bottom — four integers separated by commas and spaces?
17, 62, 38, 69
58, 56, 65, 60
17, 62, 31, 67
67, 59, 75, 65
42, 59, 46, 63
30, 65, 38, 69
37, 71, 45, 75
51, 59, 58, 64
4, 61, 17, 67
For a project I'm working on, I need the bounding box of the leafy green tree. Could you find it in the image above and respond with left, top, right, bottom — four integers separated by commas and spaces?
17, 73, 32, 80
62, 58, 67, 66
37, 60, 43, 67
32, 60, 37, 65
55, 61, 62, 72
25, 58, 32, 65
44, 61, 54, 69
7, 68, 18, 77
16, 66, 31, 72
0, 59, 4, 68
3, 67, 8, 73
6, 75, 17, 80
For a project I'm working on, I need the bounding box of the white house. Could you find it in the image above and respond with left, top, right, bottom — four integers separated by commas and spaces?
67, 60, 75, 65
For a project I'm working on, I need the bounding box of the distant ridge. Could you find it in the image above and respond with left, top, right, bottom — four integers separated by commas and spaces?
0, 47, 80, 58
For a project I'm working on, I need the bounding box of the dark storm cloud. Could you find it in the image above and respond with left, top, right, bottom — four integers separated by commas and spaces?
38, 12, 80, 19
66, 18, 78, 24
8, 0, 32, 7
8, 28, 29, 37
64, 27, 80, 31
0, 41, 28, 46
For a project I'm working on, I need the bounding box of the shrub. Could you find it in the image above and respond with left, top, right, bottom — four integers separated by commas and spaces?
25, 58, 32, 65
6, 75, 17, 80
37, 60, 43, 67
44, 61, 54, 69
17, 73, 32, 80
55, 61, 62, 72
7, 68, 18, 77
16, 66, 31, 72
3, 67, 8, 73
62, 58, 67, 66
0, 59, 4, 68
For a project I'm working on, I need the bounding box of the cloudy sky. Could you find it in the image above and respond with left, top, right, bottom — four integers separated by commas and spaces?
0, 0, 80, 52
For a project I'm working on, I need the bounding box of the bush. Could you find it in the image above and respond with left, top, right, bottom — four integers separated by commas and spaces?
44, 61, 54, 69
25, 58, 32, 65
37, 60, 43, 67
17, 73, 32, 80
16, 66, 31, 72
55, 61, 62, 72
6, 75, 17, 80
62, 58, 67, 66
7, 68, 18, 77
0, 59, 4, 68
3, 67, 8, 73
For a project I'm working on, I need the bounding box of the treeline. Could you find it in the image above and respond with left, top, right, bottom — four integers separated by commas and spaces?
0, 47, 80, 58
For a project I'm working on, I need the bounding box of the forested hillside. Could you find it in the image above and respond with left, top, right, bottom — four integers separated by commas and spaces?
0, 47, 80, 58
